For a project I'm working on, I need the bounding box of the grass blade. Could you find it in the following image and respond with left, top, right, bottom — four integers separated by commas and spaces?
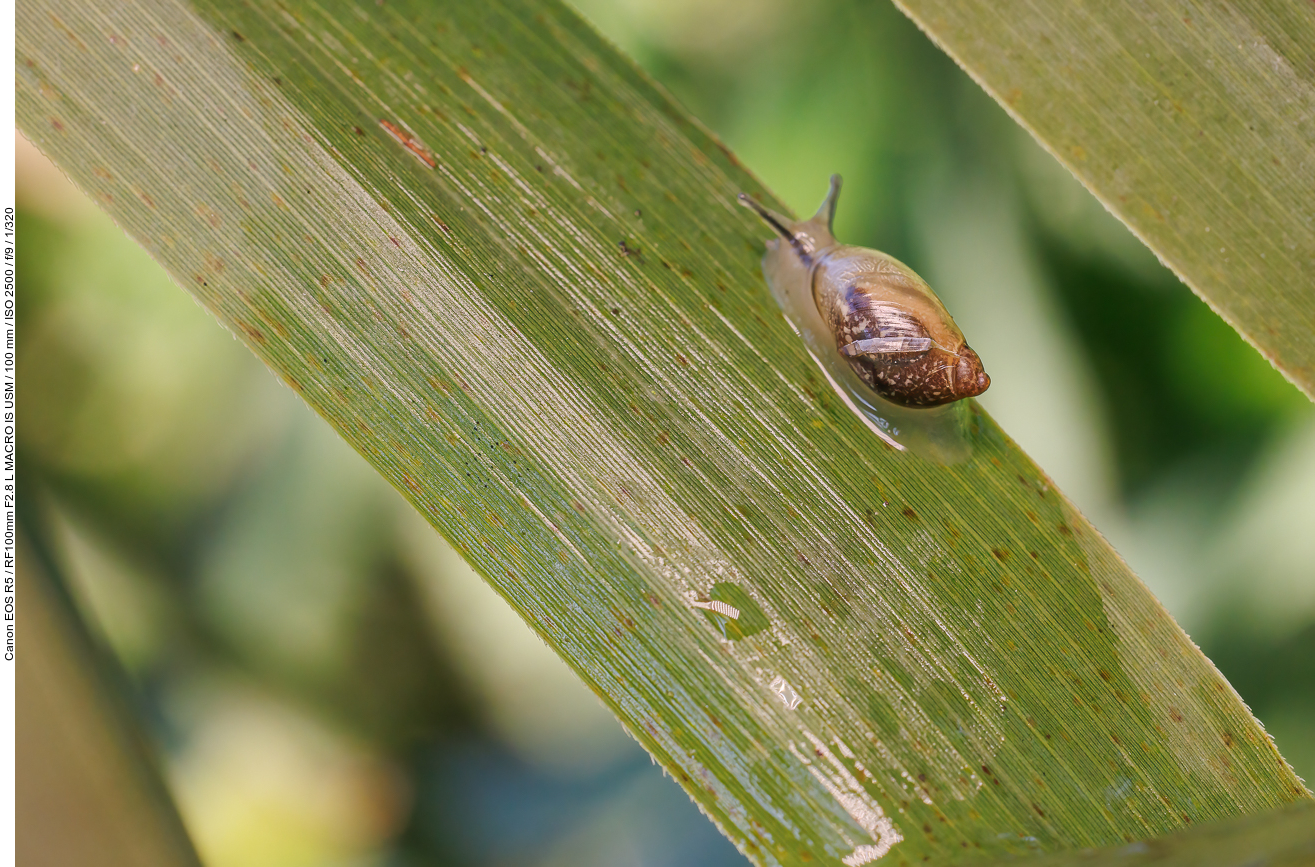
985, 799, 1315, 867
890, 0, 1315, 399
17, 528, 202, 866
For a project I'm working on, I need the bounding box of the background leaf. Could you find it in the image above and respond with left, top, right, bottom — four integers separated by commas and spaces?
888, 0, 1315, 398
985, 799, 1315, 867
16, 0, 1310, 864
17, 528, 203, 867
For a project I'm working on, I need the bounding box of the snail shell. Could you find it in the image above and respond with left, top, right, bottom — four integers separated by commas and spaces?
740, 176, 989, 408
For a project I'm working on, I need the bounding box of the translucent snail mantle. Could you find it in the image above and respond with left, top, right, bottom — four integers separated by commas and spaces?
740, 176, 989, 409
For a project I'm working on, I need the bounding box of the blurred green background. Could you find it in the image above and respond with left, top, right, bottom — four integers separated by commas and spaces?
16, 1, 1314, 865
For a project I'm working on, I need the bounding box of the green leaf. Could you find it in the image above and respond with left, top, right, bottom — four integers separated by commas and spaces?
16, 0, 1310, 864
18, 528, 203, 867
888, 0, 1315, 400
984, 799, 1315, 867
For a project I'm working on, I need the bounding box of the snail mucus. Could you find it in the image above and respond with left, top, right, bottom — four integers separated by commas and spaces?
740, 176, 989, 411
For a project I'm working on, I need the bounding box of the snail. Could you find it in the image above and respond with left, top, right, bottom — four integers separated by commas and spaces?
739, 176, 989, 408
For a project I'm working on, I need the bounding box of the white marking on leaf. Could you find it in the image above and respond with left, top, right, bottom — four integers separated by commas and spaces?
692, 599, 741, 619
790, 731, 902, 864
769, 675, 803, 710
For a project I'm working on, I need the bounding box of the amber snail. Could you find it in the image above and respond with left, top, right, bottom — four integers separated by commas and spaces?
740, 175, 989, 408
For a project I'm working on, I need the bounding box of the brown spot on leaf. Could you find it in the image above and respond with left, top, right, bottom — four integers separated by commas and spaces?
237, 322, 265, 344
193, 203, 220, 228
379, 119, 437, 167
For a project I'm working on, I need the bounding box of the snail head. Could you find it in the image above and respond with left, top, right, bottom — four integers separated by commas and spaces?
952, 345, 990, 399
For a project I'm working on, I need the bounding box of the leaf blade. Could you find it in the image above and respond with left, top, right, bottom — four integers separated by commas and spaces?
985, 799, 1315, 867
890, 0, 1315, 398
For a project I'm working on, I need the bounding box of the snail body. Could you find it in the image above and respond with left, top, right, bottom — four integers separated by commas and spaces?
740, 176, 989, 408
